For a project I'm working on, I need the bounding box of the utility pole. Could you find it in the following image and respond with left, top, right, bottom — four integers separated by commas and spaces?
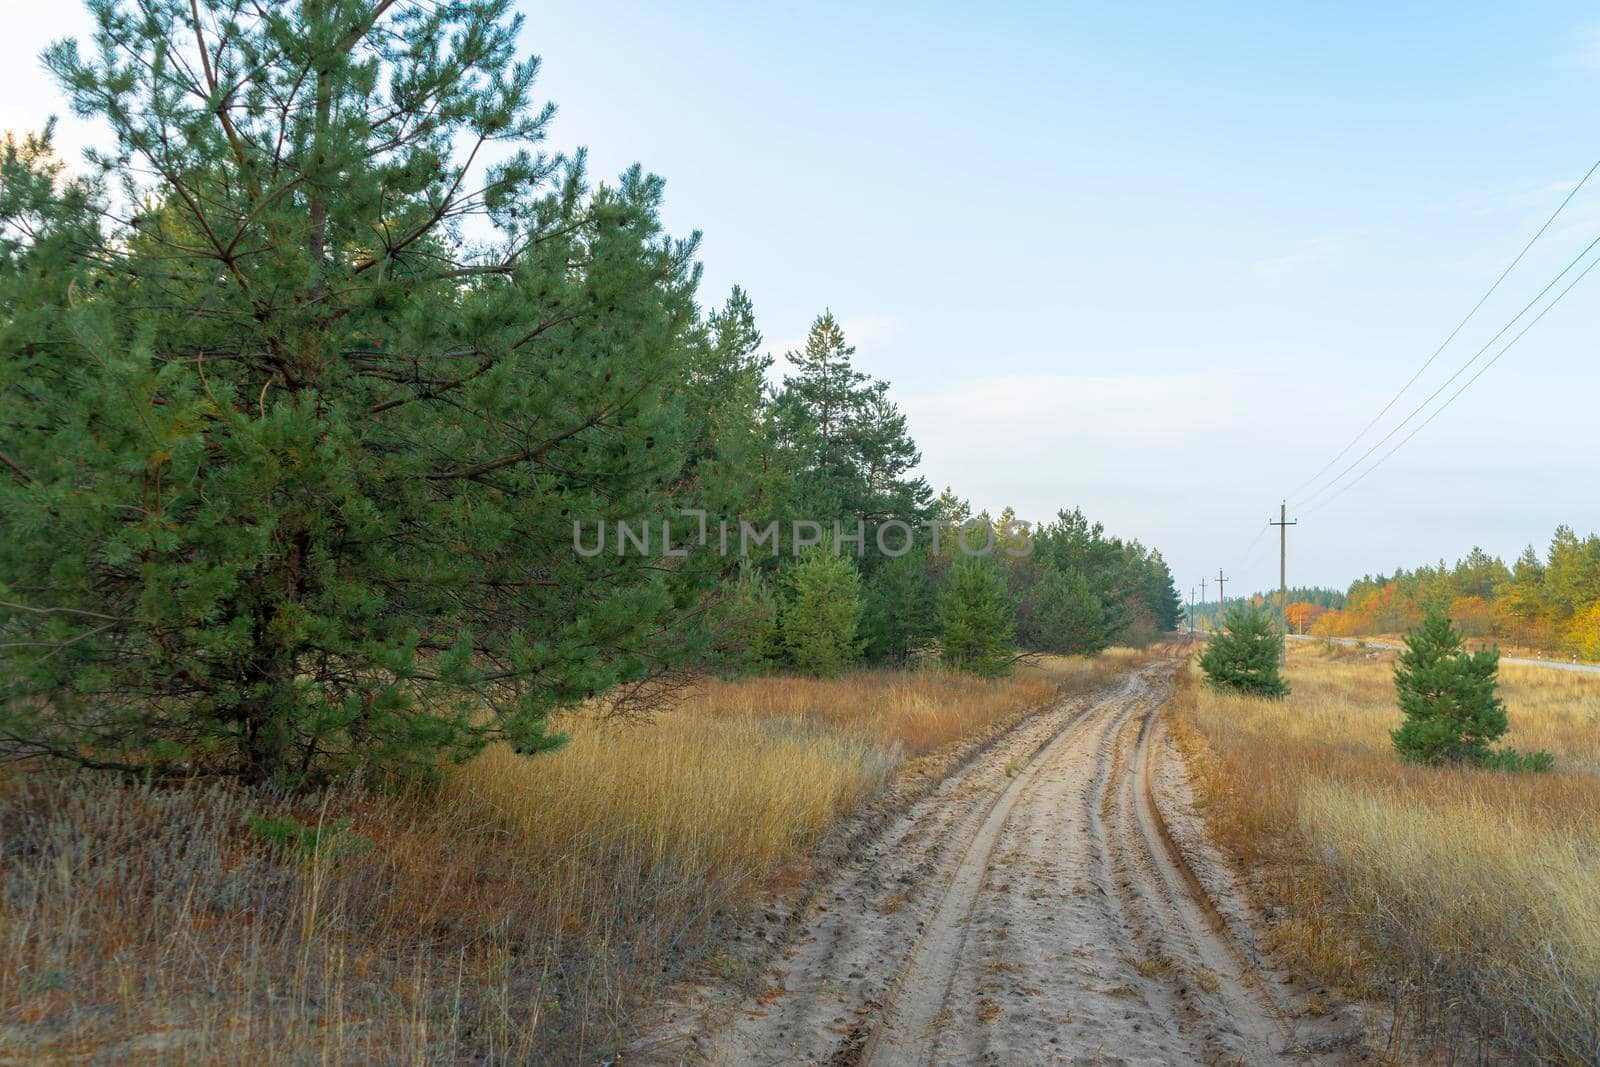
1270, 500, 1297, 664
1215, 569, 1227, 611
1199, 577, 1208, 632
1188, 587, 1195, 639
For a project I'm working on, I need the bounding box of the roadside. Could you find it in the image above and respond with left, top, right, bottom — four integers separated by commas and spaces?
0, 659, 1120, 1064
1286, 633, 1600, 674
1173, 640, 1600, 1061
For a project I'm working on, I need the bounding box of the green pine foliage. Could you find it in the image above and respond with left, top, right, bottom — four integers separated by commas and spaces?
1030, 509, 1183, 646
938, 556, 1015, 676
1011, 558, 1108, 656
1390, 611, 1553, 771
860, 550, 937, 664
703, 562, 781, 677
780, 547, 864, 676
772, 312, 930, 524
1198, 605, 1288, 698
0, 0, 737, 784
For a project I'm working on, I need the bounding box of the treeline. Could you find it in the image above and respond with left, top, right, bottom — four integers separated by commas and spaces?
682, 310, 1183, 681
655, 309, 1186, 683
1310, 527, 1600, 657
1192, 586, 1345, 629
0, 0, 1180, 787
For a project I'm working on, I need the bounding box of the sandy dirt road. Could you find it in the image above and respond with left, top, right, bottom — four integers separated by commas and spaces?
640, 659, 1364, 1065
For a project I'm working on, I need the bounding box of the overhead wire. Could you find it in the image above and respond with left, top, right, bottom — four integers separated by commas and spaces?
1293, 226, 1600, 512
1301, 241, 1600, 517
1288, 157, 1600, 505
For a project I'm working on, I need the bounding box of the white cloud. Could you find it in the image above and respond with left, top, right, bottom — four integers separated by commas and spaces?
902, 370, 1244, 452
894, 369, 1255, 526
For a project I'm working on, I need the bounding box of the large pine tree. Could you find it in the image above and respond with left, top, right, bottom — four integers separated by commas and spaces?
0, 0, 727, 784
773, 312, 929, 525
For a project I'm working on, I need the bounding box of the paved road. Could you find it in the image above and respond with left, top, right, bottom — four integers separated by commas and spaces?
1286, 633, 1600, 676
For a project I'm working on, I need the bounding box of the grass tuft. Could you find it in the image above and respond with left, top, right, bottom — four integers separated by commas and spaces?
1172, 642, 1600, 1061
1, 653, 1125, 1062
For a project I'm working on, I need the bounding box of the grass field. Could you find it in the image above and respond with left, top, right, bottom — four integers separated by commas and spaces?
0, 652, 1134, 1064
1172, 640, 1600, 1061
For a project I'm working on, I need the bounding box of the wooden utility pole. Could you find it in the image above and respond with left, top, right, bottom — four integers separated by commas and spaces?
1215, 569, 1227, 610
1188, 587, 1195, 638
1270, 500, 1297, 665
1199, 577, 1208, 632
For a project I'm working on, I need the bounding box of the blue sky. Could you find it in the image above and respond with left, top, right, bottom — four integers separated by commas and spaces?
5, 2, 1600, 595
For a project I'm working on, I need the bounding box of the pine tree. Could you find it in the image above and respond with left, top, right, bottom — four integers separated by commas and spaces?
1390, 611, 1539, 767
1546, 526, 1600, 618
846, 381, 927, 520
1141, 549, 1185, 633
772, 312, 929, 524
780, 312, 867, 455
704, 562, 780, 677
861, 549, 937, 664
781, 547, 864, 676
1014, 564, 1107, 655
0, 0, 722, 784
938, 556, 1015, 676
1198, 605, 1288, 698
1502, 545, 1549, 623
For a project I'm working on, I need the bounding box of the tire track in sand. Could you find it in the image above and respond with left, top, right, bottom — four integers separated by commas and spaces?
647, 657, 1364, 1066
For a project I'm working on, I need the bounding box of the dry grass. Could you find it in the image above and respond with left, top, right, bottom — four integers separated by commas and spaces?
1172, 641, 1600, 1061
1, 653, 1130, 1064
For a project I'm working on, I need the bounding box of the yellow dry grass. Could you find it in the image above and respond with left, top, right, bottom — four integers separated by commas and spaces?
1, 653, 1130, 1064
462, 715, 895, 900
1172, 641, 1600, 1060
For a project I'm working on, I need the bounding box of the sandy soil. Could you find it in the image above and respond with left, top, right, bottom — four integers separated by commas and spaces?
634, 660, 1368, 1066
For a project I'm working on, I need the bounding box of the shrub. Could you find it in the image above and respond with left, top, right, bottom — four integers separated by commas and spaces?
1391, 611, 1552, 771
1198, 605, 1288, 698
937, 556, 1015, 676
780, 547, 864, 676
704, 562, 781, 676
247, 813, 373, 863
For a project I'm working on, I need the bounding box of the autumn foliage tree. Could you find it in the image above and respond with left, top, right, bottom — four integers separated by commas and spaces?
1311, 527, 1600, 661
1284, 601, 1326, 634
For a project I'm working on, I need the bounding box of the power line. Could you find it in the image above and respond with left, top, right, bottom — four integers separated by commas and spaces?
1236, 520, 1270, 569
1288, 157, 1600, 503
1219, 521, 1270, 600
1302, 244, 1600, 518
1293, 226, 1600, 512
